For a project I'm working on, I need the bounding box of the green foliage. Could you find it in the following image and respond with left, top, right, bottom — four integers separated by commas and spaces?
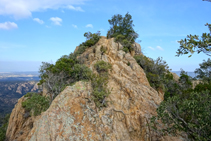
176, 23, 211, 57
83, 31, 101, 47
100, 46, 107, 54
134, 55, 172, 91
151, 90, 211, 140
94, 60, 112, 74
91, 61, 112, 108
194, 58, 211, 83
179, 69, 193, 90
107, 13, 138, 52
194, 82, 211, 92
151, 62, 211, 140
70, 31, 101, 59
91, 74, 110, 108
38, 56, 92, 102
22, 92, 50, 116
0, 114, 10, 141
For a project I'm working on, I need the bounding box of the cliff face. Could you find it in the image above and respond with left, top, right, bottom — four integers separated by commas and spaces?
6, 37, 181, 141
6, 97, 36, 141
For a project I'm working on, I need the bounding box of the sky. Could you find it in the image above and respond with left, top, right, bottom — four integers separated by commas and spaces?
0, 0, 210, 72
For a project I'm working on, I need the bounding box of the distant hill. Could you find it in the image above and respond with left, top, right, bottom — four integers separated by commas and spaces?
172, 71, 197, 78
0, 71, 41, 121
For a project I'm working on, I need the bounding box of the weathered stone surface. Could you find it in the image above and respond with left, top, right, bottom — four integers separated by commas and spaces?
6, 97, 36, 141
6, 37, 182, 141
171, 72, 180, 82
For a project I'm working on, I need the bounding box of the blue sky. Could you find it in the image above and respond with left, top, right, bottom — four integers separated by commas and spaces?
0, 0, 210, 72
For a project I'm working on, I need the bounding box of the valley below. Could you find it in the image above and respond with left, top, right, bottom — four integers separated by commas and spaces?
0, 72, 40, 125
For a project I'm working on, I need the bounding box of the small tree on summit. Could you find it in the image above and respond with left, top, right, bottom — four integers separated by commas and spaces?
107, 13, 139, 52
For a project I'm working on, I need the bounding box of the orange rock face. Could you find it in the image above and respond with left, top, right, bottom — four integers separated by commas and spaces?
6, 37, 182, 141
6, 97, 36, 141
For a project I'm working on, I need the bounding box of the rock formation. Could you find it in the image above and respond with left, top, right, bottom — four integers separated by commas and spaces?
0, 81, 40, 115
6, 37, 182, 141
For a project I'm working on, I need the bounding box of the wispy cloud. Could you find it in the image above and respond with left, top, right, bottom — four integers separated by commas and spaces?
72, 24, 77, 28
86, 24, 93, 28
0, 22, 18, 30
156, 46, 164, 51
67, 5, 84, 12
50, 17, 62, 26
0, 0, 87, 19
148, 46, 155, 50
33, 18, 44, 24
99, 28, 104, 31
148, 46, 164, 51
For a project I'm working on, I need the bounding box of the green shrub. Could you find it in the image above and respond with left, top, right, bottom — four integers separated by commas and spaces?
179, 69, 193, 90
24, 92, 35, 97
84, 31, 101, 47
91, 61, 112, 108
122, 47, 129, 53
151, 90, 211, 140
91, 74, 110, 108
194, 58, 211, 83
0, 127, 6, 141
151, 67, 211, 140
134, 55, 172, 91
39, 56, 92, 102
74, 44, 89, 57
69, 31, 101, 59
0, 114, 10, 141
71, 64, 92, 81
100, 46, 107, 54
94, 61, 112, 74
194, 82, 211, 93
22, 93, 50, 116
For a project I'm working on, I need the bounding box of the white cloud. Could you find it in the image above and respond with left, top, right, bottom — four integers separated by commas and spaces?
0, 0, 87, 19
72, 24, 77, 28
156, 46, 164, 51
86, 24, 93, 28
67, 5, 84, 12
0, 22, 18, 30
148, 46, 155, 50
99, 28, 104, 31
33, 18, 44, 24
46, 25, 51, 28
50, 17, 62, 26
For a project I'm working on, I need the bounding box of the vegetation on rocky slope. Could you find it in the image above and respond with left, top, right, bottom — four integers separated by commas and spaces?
22, 92, 50, 116
37, 30, 112, 109
0, 114, 10, 141
91, 61, 112, 108
9, 11, 211, 140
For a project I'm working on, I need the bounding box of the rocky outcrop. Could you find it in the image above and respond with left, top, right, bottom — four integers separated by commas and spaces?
6, 37, 182, 140
6, 97, 36, 141
171, 72, 180, 82
16, 82, 39, 95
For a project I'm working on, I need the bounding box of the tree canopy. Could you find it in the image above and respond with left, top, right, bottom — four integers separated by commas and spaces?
107, 13, 138, 52
194, 58, 211, 83
176, 23, 211, 57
